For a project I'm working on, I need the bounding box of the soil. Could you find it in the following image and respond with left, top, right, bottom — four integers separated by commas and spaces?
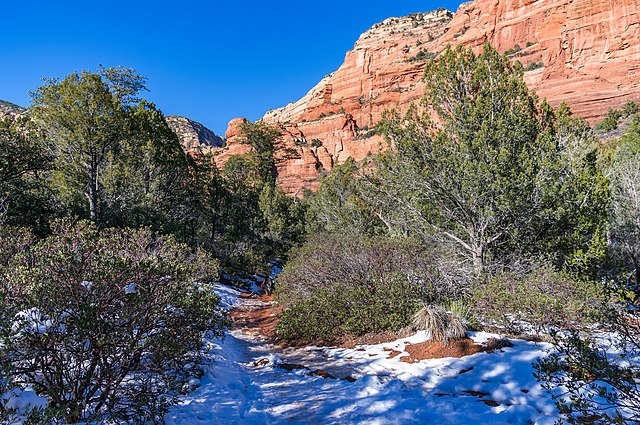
229, 293, 281, 341
400, 339, 487, 363
228, 290, 509, 363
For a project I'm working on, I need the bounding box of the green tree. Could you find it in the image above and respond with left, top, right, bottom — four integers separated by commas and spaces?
375, 44, 608, 275
101, 100, 191, 231
609, 117, 640, 286
238, 121, 282, 186
306, 157, 385, 236
31, 68, 145, 223
0, 118, 53, 233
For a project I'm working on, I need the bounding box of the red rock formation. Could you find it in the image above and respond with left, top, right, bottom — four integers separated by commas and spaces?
209, 118, 252, 169
434, 0, 640, 120
218, 0, 640, 195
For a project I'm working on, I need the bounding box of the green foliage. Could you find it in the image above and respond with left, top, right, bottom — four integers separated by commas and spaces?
277, 273, 423, 343
524, 61, 543, 71
471, 266, 605, 335
0, 118, 53, 233
31, 69, 135, 222
310, 138, 323, 148
444, 299, 480, 330
306, 157, 386, 237
238, 121, 281, 184
102, 100, 192, 231
0, 220, 224, 423
184, 122, 306, 274
504, 44, 522, 55
609, 117, 640, 286
596, 108, 624, 132
276, 233, 457, 343
534, 308, 640, 424
406, 49, 436, 63
259, 183, 306, 255
623, 100, 639, 117
375, 44, 609, 276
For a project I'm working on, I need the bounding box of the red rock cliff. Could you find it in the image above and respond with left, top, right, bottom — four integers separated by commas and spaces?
224, 0, 640, 195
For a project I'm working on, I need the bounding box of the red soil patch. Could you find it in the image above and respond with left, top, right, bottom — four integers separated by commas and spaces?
385, 349, 403, 359
229, 293, 281, 340
400, 338, 486, 363
339, 329, 414, 349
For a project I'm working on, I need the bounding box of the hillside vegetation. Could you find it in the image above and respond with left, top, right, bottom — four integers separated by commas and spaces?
2, 46, 640, 423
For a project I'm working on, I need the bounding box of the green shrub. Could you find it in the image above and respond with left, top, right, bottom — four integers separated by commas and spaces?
471, 266, 605, 335
534, 307, 640, 424
277, 273, 424, 343
0, 220, 225, 423
596, 108, 624, 132
524, 61, 543, 71
276, 234, 456, 343
406, 49, 436, 63
310, 138, 323, 148
444, 299, 480, 330
505, 44, 522, 55
623, 100, 639, 117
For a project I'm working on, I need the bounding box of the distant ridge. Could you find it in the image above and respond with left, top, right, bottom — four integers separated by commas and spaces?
165, 115, 225, 150
0, 100, 26, 119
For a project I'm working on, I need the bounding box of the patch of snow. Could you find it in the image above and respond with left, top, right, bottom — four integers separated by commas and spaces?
166, 287, 562, 424
124, 283, 138, 294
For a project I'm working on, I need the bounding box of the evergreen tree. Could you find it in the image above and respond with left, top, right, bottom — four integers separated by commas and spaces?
0, 118, 53, 233
609, 117, 640, 286
375, 45, 608, 275
31, 68, 145, 224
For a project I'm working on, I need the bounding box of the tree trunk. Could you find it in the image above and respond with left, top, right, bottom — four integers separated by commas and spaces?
472, 245, 485, 275
88, 155, 98, 223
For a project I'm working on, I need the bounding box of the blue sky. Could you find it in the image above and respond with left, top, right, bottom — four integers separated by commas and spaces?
1, 1, 464, 135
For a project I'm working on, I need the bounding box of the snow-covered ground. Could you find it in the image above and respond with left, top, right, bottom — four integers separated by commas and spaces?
166, 285, 561, 425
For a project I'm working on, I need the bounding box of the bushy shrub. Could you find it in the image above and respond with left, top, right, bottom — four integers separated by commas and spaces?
596, 108, 624, 132
534, 307, 640, 424
0, 220, 225, 424
471, 266, 605, 335
624, 100, 639, 117
277, 233, 462, 307
276, 234, 458, 343
277, 273, 424, 343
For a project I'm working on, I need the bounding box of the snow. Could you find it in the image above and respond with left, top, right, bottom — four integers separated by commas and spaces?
165, 286, 562, 424
124, 283, 138, 294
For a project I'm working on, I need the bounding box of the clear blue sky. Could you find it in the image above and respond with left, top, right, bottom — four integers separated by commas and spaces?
1, 1, 464, 135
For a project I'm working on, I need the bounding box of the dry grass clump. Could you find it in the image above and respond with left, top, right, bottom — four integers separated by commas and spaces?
412, 305, 467, 345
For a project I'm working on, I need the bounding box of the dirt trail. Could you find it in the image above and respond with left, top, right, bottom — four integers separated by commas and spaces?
228, 292, 281, 341
228, 291, 493, 365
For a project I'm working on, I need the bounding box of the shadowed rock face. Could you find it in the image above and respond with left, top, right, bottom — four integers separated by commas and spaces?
0, 100, 26, 120
217, 0, 640, 195
165, 115, 225, 150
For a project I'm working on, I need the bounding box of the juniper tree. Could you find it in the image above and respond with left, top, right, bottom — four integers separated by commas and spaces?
374, 44, 608, 275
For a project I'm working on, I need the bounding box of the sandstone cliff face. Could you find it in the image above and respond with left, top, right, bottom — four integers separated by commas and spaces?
261, 9, 454, 193
165, 115, 225, 150
229, 0, 640, 195
434, 0, 640, 120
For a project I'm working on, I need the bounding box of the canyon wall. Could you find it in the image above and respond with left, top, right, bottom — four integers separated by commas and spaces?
248, 0, 640, 194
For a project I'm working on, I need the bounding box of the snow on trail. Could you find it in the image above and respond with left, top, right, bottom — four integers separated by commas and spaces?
166, 285, 560, 425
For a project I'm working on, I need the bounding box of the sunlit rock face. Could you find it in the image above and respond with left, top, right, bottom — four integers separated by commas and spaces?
165, 115, 225, 150
224, 0, 640, 194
